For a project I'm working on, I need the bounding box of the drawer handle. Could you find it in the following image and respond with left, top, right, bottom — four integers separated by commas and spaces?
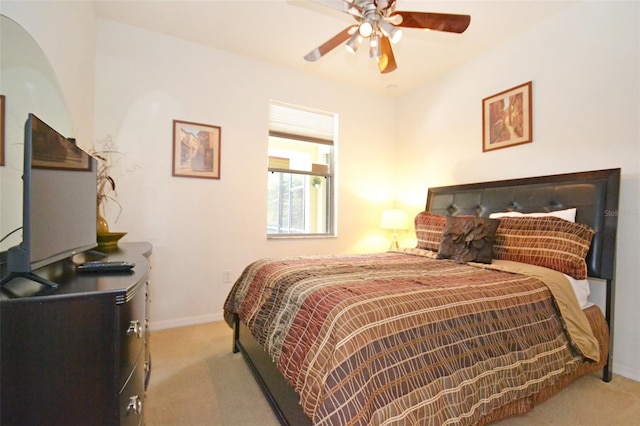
127, 320, 142, 338
127, 395, 142, 415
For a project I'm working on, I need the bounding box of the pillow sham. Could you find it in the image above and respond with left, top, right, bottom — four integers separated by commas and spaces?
415, 211, 447, 252
437, 216, 499, 264
493, 215, 595, 279
489, 208, 576, 222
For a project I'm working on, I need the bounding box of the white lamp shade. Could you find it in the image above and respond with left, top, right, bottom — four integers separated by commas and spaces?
380, 209, 409, 230
380, 21, 403, 44
345, 32, 361, 54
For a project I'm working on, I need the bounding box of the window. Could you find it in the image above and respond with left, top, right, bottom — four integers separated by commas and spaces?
267, 101, 336, 237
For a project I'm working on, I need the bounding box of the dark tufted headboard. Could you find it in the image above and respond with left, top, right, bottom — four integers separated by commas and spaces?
426, 168, 621, 382
426, 168, 620, 280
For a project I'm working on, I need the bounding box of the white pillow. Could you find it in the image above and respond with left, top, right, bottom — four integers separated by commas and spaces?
564, 274, 590, 309
489, 208, 576, 222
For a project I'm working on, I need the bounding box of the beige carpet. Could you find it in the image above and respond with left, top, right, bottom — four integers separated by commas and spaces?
145, 321, 640, 426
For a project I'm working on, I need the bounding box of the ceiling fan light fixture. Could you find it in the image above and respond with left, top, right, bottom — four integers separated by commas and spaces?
380, 21, 403, 44
369, 33, 381, 59
358, 21, 374, 38
345, 32, 361, 54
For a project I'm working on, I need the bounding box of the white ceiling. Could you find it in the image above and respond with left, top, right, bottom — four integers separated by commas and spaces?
93, 0, 577, 97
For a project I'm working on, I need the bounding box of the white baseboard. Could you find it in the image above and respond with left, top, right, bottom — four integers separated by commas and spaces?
613, 362, 640, 382
150, 312, 223, 331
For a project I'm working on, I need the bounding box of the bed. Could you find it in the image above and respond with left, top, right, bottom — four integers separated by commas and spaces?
223, 168, 620, 425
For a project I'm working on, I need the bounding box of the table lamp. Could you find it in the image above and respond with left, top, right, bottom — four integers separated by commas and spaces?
381, 209, 409, 250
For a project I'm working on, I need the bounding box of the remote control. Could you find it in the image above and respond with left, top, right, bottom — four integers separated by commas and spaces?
77, 261, 135, 273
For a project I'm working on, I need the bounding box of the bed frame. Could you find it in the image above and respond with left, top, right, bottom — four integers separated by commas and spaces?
232, 168, 621, 425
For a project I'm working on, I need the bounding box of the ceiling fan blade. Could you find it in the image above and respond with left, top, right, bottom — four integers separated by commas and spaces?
394, 11, 471, 33
378, 35, 397, 74
374, 0, 394, 12
312, 0, 362, 17
304, 25, 357, 62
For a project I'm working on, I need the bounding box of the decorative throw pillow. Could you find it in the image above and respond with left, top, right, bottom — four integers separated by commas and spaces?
415, 211, 447, 252
493, 216, 595, 279
437, 216, 500, 264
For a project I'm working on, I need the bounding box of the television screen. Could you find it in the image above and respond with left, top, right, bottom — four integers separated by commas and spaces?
2, 114, 97, 285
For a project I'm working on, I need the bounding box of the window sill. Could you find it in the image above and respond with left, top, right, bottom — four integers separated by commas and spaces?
267, 233, 337, 240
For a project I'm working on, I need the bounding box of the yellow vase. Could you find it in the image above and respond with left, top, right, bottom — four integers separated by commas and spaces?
97, 211, 109, 235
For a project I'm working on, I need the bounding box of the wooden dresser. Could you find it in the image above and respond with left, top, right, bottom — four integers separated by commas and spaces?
0, 242, 152, 426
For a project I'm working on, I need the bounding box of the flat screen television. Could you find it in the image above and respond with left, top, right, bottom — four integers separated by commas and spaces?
1, 114, 97, 288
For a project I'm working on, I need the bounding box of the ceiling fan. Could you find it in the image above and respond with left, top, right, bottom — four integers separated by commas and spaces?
304, 0, 471, 74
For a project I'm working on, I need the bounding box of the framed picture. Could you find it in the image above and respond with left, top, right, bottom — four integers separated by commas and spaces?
482, 81, 532, 152
0, 94, 5, 166
172, 119, 221, 179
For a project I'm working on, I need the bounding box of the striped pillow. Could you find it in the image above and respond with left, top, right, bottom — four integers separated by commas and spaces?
415, 211, 447, 251
493, 216, 595, 279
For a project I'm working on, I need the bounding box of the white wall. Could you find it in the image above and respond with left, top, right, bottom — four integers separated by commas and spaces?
93, 20, 398, 330
0, 1, 97, 146
396, 1, 640, 380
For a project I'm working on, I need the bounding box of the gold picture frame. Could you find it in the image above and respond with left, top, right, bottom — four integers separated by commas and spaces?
172, 119, 221, 179
482, 81, 532, 152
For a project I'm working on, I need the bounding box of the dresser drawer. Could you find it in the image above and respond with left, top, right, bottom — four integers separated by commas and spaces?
117, 280, 146, 390
119, 357, 145, 426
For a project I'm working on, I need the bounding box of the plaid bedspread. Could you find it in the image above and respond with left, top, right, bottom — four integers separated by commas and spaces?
223, 249, 598, 425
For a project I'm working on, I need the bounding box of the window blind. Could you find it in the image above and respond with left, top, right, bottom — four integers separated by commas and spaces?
269, 102, 335, 145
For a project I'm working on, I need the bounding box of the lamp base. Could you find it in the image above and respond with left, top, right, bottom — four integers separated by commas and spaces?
388, 232, 400, 251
